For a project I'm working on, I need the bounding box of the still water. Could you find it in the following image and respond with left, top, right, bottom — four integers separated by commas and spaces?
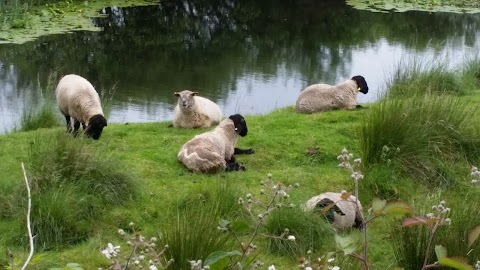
1, 0, 480, 133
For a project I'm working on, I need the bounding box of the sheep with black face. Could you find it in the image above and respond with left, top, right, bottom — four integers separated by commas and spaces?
55, 74, 107, 140
173, 90, 223, 128
177, 114, 255, 173
296, 75, 369, 113
304, 192, 364, 230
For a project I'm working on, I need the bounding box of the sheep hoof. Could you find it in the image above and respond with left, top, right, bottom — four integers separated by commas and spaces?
245, 149, 255, 155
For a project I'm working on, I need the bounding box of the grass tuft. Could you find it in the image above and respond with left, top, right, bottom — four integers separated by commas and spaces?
360, 95, 480, 188
263, 207, 335, 259
9, 131, 137, 249
161, 182, 238, 270
384, 58, 470, 98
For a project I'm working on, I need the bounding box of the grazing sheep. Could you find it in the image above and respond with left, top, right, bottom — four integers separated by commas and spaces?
55, 74, 107, 140
304, 192, 364, 230
173, 90, 223, 128
296, 75, 369, 113
177, 114, 255, 173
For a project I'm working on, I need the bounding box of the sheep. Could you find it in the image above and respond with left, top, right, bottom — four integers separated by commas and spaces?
304, 192, 364, 230
55, 74, 107, 140
173, 90, 223, 128
295, 75, 369, 113
177, 114, 255, 173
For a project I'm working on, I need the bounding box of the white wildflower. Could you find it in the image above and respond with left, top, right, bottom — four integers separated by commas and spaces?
118, 229, 126, 236
268, 265, 276, 270
149, 265, 158, 270
332, 267, 340, 270
327, 258, 335, 263
305, 267, 313, 270
101, 243, 120, 259
150, 237, 157, 242
287, 235, 296, 241
472, 179, 478, 184
129, 222, 135, 227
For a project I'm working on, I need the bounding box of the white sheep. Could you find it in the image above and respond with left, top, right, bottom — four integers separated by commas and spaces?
173, 90, 223, 128
55, 74, 107, 140
296, 75, 369, 113
304, 192, 364, 230
178, 114, 254, 173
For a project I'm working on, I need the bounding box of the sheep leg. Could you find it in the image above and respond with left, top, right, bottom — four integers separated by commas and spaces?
226, 156, 246, 171
64, 115, 73, 133
73, 120, 81, 137
234, 148, 255, 155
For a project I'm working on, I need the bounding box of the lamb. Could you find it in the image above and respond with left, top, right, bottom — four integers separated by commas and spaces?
296, 75, 369, 113
304, 192, 364, 230
177, 114, 255, 173
55, 74, 107, 140
173, 90, 223, 128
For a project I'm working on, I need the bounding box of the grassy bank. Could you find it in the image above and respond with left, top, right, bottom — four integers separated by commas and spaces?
1, 59, 480, 269
0, 107, 479, 269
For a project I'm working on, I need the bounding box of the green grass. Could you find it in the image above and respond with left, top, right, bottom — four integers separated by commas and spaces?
0, 81, 480, 269
360, 94, 480, 188
3, 130, 137, 251
263, 207, 335, 259
384, 57, 478, 99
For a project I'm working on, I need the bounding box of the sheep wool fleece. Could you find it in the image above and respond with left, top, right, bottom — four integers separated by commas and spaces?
304, 192, 363, 230
296, 80, 359, 113
56, 74, 104, 125
177, 118, 238, 173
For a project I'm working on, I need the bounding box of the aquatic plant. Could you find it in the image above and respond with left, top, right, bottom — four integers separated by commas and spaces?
347, 0, 480, 13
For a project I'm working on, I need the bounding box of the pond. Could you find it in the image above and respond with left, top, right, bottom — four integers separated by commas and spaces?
1, 0, 480, 133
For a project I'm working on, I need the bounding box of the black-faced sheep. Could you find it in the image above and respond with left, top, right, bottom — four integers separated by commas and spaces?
296, 75, 369, 113
173, 90, 223, 128
55, 74, 107, 140
304, 192, 364, 230
177, 114, 255, 173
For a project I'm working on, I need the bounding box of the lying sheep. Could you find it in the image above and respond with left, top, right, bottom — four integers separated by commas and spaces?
178, 114, 255, 173
55, 74, 107, 140
173, 90, 223, 128
304, 192, 364, 230
296, 75, 369, 113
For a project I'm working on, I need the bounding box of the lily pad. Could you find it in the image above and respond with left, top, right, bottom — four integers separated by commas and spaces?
346, 0, 480, 14
0, 0, 158, 44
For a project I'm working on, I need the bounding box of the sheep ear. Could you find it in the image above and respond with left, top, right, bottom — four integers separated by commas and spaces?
357, 87, 361, 92
174, 92, 180, 97
192, 92, 199, 96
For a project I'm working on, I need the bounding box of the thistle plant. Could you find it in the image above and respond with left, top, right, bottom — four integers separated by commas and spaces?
99, 222, 173, 270
297, 250, 340, 270
334, 148, 413, 270
211, 174, 299, 269
471, 166, 480, 185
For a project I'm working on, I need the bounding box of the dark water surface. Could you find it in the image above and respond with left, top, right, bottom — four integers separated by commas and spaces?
1, 0, 480, 132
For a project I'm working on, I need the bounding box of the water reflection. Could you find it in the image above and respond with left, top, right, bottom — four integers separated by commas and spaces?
1, 0, 480, 133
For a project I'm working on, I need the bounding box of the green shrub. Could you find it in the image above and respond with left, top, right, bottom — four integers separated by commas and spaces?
263, 207, 335, 259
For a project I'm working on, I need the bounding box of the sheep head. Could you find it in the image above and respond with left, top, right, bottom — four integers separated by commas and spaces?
174, 90, 199, 109
351, 75, 369, 94
86, 114, 107, 140
229, 114, 248, 137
